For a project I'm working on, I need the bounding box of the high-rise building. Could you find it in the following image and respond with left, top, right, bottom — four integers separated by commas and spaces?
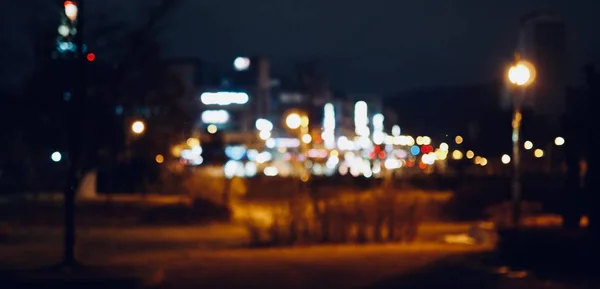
515, 11, 567, 118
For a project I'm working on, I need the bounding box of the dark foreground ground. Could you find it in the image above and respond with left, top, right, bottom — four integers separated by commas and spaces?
0, 224, 592, 289
0, 245, 582, 289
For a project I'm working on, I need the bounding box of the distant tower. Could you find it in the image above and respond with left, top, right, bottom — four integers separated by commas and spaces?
256, 57, 270, 118
517, 11, 567, 119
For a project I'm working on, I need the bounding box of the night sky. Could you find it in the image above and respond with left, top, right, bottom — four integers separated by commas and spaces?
1, 0, 599, 93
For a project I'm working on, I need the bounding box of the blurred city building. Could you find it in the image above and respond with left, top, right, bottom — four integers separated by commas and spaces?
502, 10, 567, 120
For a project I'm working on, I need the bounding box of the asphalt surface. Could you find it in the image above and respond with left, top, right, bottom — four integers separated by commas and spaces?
0, 224, 588, 289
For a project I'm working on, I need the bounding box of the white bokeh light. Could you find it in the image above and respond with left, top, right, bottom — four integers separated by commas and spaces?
51, 151, 62, 162
233, 57, 251, 71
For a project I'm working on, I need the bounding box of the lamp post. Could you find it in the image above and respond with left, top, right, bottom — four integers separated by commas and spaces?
283, 110, 310, 243
284, 111, 310, 180
61, 0, 83, 267
507, 55, 536, 227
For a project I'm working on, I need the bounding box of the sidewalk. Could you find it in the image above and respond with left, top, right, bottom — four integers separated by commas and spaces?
0, 265, 164, 289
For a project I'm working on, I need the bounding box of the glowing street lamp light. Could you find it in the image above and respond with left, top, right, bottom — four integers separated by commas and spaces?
283, 110, 310, 179
554, 137, 565, 146
131, 120, 145, 135
507, 56, 536, 227
508, 61, 536, 86
285, 113, 302, 130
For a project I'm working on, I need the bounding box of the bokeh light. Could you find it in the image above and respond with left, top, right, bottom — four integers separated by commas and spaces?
534, 149, 544, 158
452, 150, 463, 160
51, 151, 62, 162
131, 120, 145, 134
455, 135, 463, 144
501, 154, 511, 164
466, 150, 475, 159
285, 113, 302, 129
207, 124, 217, 134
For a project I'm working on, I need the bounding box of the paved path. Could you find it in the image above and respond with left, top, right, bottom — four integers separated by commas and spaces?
0, 224, 587, 289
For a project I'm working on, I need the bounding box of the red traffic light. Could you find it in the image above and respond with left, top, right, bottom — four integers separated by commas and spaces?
86, 53, 95, 62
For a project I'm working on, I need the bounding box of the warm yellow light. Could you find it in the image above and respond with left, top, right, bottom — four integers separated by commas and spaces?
330, 150, 339, 157
452, 150, 463, 160
508, 61, 536, 86
302, 134, 312, 144
171, 146, 182, 157
436, 150, 448, 160
259, 130, 271, 140
480, 157, 488, 166
186, 137, 200, 147
524, 141, 533, 150
301, 115, 310, 128
474, 156, 482, 164
455, 135, 463, 145
501, 154, 511, 164
207, 124, 217, 134
534, 149, 544, 158
285, 113, 302, 129
131, 120, 145, 134
300, 173, 310, 182
554, 137, 565, 146
466, 150, 474, 159
155, 154, 164, 164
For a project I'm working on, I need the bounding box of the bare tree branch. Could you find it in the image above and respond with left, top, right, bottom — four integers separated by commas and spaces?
109, 0, 183, 101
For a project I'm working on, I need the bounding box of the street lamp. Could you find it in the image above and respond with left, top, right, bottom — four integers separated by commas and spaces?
131, 120, 145, 135
284, 110, 310, 180
285, 113, 302, 130
507, 55, 536, 227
